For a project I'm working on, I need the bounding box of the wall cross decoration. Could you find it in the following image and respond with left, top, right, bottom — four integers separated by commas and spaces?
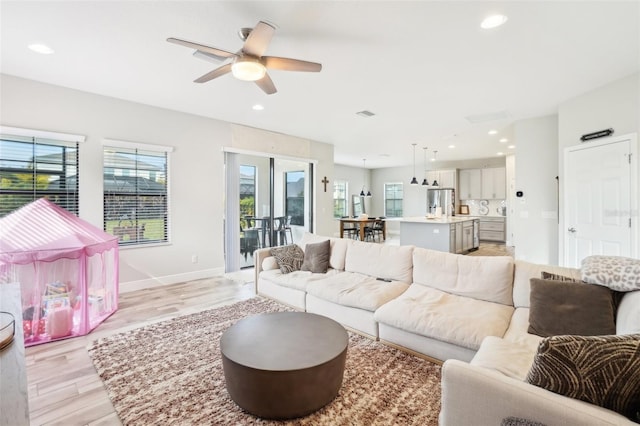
321, 176, 329, 192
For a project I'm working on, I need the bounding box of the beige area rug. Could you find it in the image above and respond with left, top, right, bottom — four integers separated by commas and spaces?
87, 298, 441, 425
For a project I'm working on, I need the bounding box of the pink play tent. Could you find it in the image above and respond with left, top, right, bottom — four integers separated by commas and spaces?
0, 198, 119, 346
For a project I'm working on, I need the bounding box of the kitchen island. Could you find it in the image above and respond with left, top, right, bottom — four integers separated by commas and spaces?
399, 216, 479, 254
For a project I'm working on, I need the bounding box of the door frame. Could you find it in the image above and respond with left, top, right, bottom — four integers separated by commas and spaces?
223, 147, 317, 272
562, 133, 638, 266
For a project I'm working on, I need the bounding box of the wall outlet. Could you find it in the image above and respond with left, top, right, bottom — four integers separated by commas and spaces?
191, 254, 198, 264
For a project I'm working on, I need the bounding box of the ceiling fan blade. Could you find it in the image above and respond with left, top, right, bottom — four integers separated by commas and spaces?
263, 56, 322, 72
193, 50, 226, 63
167, 37, 236, 59
255, 73, 277, 95
194, 63, 232, 83
243, 21, 275, 57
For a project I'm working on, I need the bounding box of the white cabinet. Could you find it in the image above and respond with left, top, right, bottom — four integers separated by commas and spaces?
427, 169, 456, 189
479, 217, 506, 242
481, 167, 506, 199
458, 169, 482, 200
462, 220, 475, 251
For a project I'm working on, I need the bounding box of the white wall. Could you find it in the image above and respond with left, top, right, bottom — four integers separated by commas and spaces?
557, 72, 640, 264
1, 75, 334, 289
511, 115, 559, 264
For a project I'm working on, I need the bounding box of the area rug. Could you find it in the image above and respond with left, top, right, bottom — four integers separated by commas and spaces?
87, 297, 441, 425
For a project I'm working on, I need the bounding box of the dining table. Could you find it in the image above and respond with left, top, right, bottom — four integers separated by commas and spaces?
339, 217, 386, 241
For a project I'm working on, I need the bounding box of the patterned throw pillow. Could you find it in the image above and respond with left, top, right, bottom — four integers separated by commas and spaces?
581, 255, 640, 292
501, 417, 546, 426
540, 271, 580, 282
526, 334, 640, 422
270, 244, 304, 274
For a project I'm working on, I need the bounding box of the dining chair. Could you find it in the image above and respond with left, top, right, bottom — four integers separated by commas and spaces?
341, 216, 359, 239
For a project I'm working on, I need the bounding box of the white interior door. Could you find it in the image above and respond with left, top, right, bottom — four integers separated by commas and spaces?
564, 136, 634, 267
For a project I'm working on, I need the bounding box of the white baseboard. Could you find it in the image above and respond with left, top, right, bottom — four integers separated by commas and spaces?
119, 267, 225, 293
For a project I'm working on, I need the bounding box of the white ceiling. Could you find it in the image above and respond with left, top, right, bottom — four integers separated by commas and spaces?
1, 1, 638, 168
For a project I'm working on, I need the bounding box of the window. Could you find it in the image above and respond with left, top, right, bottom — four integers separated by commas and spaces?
103, 143, 170, 245
333, 180, 348, 218
384, 183, 403, 217
239, 165, 256, 230
0, 130, 80, 217
285, 171, 305, 226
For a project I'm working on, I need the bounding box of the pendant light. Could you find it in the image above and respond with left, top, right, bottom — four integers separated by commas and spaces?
410, 143, 418, 185
421, 147, 429, 186
431, 150, 439, 187
360, 158, 372, 197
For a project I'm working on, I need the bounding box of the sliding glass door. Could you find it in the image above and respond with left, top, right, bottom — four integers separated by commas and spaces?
224, 151, 313, 272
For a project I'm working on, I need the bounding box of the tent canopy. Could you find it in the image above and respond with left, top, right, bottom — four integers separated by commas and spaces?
0, 198, 118, 264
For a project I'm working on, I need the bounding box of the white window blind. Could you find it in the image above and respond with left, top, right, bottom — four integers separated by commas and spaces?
333, 180, 348, 218
384, 183, 403, 217
0, 132, 79, 217
103, 145, 169, 246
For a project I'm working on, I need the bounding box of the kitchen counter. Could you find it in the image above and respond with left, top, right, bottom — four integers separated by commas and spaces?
400, 216, 477, 224
399, 217, 479, 254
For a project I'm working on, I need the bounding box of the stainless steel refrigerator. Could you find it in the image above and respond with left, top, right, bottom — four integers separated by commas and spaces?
427, 188, 455, 217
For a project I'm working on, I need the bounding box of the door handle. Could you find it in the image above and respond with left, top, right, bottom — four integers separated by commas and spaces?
568, 227, 576, 233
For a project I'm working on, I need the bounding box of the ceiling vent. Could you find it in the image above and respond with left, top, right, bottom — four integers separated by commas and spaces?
465, 110, 510, 124
356, 110, 376, 118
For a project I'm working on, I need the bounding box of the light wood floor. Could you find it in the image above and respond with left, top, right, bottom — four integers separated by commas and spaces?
24, 277, 255, 426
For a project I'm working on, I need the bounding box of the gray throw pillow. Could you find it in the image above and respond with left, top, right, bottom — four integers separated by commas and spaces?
300, 240, 330, 273
501, 417, 546, 426
526, 334, 640, 422
528, 278, 616, 337
270, 244, 304, 274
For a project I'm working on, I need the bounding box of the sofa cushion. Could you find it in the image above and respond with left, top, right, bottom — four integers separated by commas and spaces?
526, 334, 640, 422
344, 240, 413, 283
261, 256, 279, 271
581, 255, 640, 292
471, 336, 537, 381
300, 239, 330, 273
298, 232, 349, 271
259, 268, 342, 291
617, 290, 640, 334
513, 260, 582, 308
527, 278, 616, 337
270, 244, 305, 274
306, 271, 410, 312
412, 248, 514, 306
374, 285, 514, 350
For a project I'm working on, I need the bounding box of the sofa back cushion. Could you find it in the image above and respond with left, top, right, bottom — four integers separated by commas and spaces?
344, 240, 413, 283
513, 260, 581, 308
412, 248, 514, 306
617, 290, 640, 334
298, 232, 349, 271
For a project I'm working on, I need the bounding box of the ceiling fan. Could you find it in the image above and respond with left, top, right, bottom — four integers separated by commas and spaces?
167, 21, 322, 95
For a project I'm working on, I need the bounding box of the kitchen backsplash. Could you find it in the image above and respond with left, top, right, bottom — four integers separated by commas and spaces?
460, 199, 507, 216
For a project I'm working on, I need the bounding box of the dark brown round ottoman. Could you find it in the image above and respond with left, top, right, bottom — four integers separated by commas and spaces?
220, 311, 348, 420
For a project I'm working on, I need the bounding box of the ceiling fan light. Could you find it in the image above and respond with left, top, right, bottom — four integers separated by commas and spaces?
232, 60, 266, 81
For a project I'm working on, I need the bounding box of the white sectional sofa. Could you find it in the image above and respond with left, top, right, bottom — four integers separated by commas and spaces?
253, 233, 640, 425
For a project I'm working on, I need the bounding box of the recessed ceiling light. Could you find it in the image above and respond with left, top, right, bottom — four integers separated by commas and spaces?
481, 14, 508, 30
508, 145, 515, 149
499, 138, 508, 143
28, 43, 55, 54
488, 129, 498, 135
252, 104, 264, 111
497, 152, 504, 156
448, 145, 455, 149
